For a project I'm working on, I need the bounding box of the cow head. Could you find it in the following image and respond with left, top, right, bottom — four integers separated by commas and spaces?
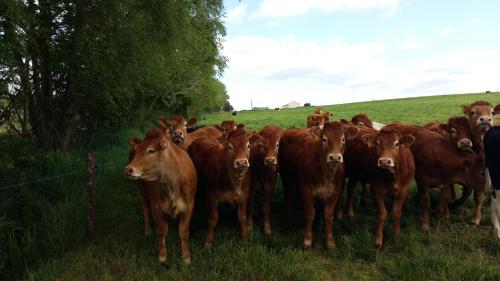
216, 120, 239, 138
320, 122, 359, 170
462, 100, 494, 132
351, 113, 373, 128
125, 127, 171, 181
256, 129, 284, 171
307, 112, 332, 128
439, 116, 474, 150
361, 128, 415, 174
224, 128, 260, 196
159, 115, 197, 147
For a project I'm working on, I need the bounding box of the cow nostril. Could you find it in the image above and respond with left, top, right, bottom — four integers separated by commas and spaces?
125, 167, 133, 175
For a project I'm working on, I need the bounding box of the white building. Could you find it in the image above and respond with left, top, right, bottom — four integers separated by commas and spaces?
282, 101, 302, 109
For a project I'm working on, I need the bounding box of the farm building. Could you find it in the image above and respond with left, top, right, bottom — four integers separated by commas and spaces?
282, 101, 302, 109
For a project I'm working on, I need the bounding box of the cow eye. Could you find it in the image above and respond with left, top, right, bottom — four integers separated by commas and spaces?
450, 128, 457, 134
148, 149, 155, 154
395, 141, 399, 147
228, 144, 233, 150
341, 136, 345, 144
247, 144, 251, 149
376, 140, 380, 146
470, 110, 476, 116
276, 143, 279, 148
322, 137, 327, 143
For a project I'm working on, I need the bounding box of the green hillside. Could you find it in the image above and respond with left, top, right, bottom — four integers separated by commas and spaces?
6, 92, 500, 281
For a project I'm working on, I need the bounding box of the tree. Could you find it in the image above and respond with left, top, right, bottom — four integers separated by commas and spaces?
0, 0, 228, 149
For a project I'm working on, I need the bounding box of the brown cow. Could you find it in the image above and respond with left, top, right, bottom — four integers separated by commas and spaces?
125, 127, 197, 265
161, 115, 222, 150
351, 113, 374, 128
425, 116, 474, 150
453, 101, 499, 214
215, 120, 239, 138
306, 112, 333, 128
188, 128, 260, 248
401, 128, 486, 230
279, 122, 359, 249
357, 127, 415, 249
247, 125, 284, 235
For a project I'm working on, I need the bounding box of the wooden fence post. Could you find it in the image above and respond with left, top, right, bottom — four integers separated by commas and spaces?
86, 152, 96, 236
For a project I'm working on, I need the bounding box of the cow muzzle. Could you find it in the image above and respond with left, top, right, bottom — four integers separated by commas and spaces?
457, 138, 473, 149
172, 130, 185, 145
124, 165, 141, 179
378, 157, 395, 168
477, 116, 493, 131
264, 157, 278, 166
234, 159, 250, 169
327, 153, 343, 164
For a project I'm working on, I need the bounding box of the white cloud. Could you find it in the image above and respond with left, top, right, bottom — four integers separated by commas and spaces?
222, 35, 500, 110
400, 37, 429, 50
254, 0, 400, 18
438, 26, 456, 36
226, 3, 248, 24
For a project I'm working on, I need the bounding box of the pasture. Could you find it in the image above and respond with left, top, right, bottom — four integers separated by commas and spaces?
7, 92, 500, 280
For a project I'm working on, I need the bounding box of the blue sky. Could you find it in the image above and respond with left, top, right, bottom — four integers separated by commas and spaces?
221, 0, 500, 110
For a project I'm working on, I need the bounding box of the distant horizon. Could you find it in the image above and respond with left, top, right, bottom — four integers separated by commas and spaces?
222, 0, 500, 111
241, 90, 500, 111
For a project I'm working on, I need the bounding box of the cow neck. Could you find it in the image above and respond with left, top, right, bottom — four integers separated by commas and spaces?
157, 145, 182, 202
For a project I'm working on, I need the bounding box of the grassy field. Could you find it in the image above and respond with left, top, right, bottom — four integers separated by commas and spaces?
8, 92, 500, 280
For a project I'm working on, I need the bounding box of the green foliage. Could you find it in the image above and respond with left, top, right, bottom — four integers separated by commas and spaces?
2, 93, 500, 280
0, 0, 228, 148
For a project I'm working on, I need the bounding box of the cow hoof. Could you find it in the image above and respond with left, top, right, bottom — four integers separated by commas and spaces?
420, 224, 430, 233
159, 255, 168, 266
204, 242, 213, 250
182, 256, 192, 265
348, 211, 354, 219
375, 243, 382, 251
326, 241, 336, 251
469, 219, 480, 227
145, 228, 152, 237
304, 240, 312, 250
264, 229, 272, 236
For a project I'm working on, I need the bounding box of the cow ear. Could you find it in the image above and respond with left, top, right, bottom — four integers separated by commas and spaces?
128, 138, 141, 149
494, 104, 500, 115
360, 133, 376, 147
159, 136, 168, 150
340, 118, 349, 124
249, 133, 263, 147
215, 124, 223, 131
157, 117, 170, 129
187, 118, 197, 127
400, 134, 415, 147
462, 105, 471, 116
344, 126, 359, 140
309, 126, 322, 138
237, 123, 245, 130
438, 123, 449, 132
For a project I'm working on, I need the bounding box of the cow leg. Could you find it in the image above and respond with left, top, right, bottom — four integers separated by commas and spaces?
204, 196, 219, 249
284, 185, 295, 223
262, 183, 274, 236
237, 201, 249, 240
178, 205, 193, 265
324, 198, 336, 250
152, 206, 168, 264
418, 184, 431, 232
491, 191, 500, 238
346, 179, 357, 218
136, 183, 152, 236
450, 184, 457, 201
470, 189, 484, 226
246, 191, 254, 232
361, 183, 370, 207
392, 189, 408, 237
436, 186, 452, 219
335, 179, 345, 220
371, 185, 387, 250
301, 188, 315, 249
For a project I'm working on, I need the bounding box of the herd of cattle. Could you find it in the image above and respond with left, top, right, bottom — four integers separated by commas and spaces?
124, 100, 500, 265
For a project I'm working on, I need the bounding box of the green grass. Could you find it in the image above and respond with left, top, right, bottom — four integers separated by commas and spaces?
6, 92, 500, 280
